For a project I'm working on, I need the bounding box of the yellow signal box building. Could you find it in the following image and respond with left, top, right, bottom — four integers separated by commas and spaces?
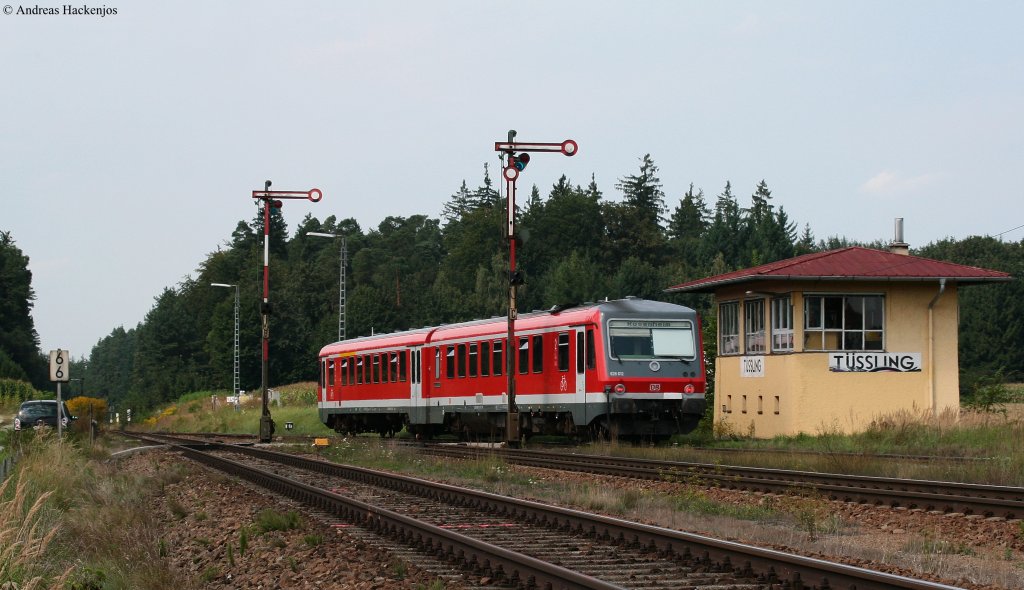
666, 245, 1010, 438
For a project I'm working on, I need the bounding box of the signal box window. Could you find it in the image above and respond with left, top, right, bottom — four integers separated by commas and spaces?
771, 297, 794, 352
492, 340, 503, 376
518, 337, 529, 375
481, 342, 490, 376
446, 346, 455, 379
745, 299, 766, 354
804, 294, 884, 351
532, 335, 544, 373
719, 302, 739, 355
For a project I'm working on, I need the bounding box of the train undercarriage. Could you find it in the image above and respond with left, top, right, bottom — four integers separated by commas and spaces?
323, 397, 704, 442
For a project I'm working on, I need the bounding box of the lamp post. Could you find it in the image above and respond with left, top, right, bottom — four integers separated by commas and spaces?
211, 283, 240, 409
307, 232, 347, 342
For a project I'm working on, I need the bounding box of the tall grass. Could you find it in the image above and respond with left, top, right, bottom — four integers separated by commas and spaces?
0, 474, 67, 588
0, 431, 192, 589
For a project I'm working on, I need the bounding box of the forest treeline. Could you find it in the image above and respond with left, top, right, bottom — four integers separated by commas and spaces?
2, 155, 1022, 412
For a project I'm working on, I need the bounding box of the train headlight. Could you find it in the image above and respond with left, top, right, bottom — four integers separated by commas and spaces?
613, 383, 626, 394
684, 384, 695, 394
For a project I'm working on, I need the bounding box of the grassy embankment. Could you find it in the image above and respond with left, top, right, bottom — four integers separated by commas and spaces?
135, 382, 333, 435
0, 430, 194, 589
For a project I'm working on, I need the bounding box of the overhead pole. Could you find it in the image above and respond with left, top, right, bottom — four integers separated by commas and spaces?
493, 133, 578, 447
251, 182, 323, 442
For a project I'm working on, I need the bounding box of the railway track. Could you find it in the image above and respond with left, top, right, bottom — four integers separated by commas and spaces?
417, 445, 1024, 521
139, 432, 1024, 518
123, 432, 962, 590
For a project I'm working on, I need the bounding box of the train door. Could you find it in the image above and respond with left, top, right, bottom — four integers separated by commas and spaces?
573, 327, 586, 405
319, 358, 328, 404
408, 346, 423, 422
325, 357, 336, 403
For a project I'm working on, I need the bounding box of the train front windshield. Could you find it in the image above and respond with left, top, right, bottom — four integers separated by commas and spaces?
608, 320, 696, 360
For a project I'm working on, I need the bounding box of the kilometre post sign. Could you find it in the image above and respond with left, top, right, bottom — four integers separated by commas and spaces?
49, 349, 70, 382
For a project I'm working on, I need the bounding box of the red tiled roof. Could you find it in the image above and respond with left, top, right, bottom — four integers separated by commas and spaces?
665, 247, 1012, 293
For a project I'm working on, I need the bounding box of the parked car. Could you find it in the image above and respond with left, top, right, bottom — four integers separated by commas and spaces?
13, 400, 74, 431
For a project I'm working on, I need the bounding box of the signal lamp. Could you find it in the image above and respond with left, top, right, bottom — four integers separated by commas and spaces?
513, 153, 530, 171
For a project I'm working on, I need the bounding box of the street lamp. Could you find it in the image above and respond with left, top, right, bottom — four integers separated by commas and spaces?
307, 232, 347, 342
211, 283, 240, 410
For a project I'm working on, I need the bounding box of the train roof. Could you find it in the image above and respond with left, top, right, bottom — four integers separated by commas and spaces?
318, 298, 697, 357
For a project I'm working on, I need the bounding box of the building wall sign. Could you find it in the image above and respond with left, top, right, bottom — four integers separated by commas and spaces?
740, 356, 764, 377
829, 352, 922, 373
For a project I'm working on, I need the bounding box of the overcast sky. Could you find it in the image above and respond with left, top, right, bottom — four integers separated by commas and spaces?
2, 1, 1022, 360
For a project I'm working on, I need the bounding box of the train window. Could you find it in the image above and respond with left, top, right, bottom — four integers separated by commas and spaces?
456, 344, 466, 378
532, 335, 544, 373
434, 348, 440, 379
372, 355, 380, 383
446, 346, 455, 379
608, 319, 696, 360
326, 359, 333, 388
356, 357, 364, 384
398, 351, 407, 382
558, 333, 570, 372
518, 337, 529, 375
469, 343, 478, 377
480, 342, 490, 376
586, 329, 596, 370
576, 332, 584, 374
340, 359, 348, 386
349, 358, 356, 385
493, 340, 503, 376
319, 360, 325, 388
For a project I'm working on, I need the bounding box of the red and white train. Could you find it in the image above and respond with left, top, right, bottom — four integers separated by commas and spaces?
317, 297, 707, 440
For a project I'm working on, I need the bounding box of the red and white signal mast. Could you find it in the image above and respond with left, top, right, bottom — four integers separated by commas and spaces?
251, 181, 323, 442
493, 131, 578, 445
